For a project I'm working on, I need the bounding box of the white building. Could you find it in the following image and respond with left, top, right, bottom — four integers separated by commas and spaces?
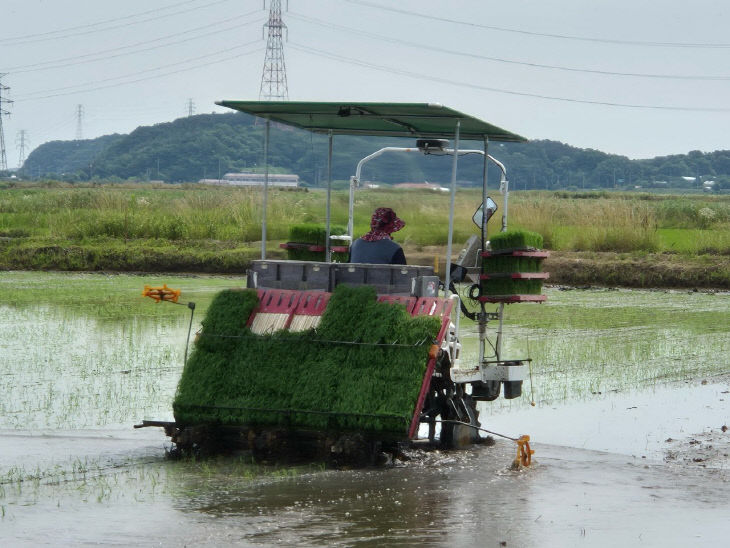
199, 171, 299, 187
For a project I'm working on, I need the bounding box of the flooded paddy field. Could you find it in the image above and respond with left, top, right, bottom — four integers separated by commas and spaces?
1, 272, 729, 546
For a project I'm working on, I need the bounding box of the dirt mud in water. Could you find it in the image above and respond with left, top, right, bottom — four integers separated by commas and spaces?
1, 385, 728, 548
1, 274, 729, 546
2, 385, 728, 546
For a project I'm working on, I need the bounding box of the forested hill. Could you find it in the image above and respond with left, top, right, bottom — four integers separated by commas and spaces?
20, 112, 730, 191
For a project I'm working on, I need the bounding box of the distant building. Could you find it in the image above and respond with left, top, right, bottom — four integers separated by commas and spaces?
199, 171, 299, 187
393, 182, 449, 192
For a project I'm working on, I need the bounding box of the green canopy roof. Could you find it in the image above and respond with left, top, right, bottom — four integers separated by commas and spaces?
216, 101, 527, 142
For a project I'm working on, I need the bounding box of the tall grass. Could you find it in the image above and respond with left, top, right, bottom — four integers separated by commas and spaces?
509, 193, 661, 252
1, 185, 729, 255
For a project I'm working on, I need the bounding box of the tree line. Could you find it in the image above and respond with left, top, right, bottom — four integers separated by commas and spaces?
13, 112, 729, 192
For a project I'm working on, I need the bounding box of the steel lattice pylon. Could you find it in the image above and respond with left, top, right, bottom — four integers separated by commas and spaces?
259, 0, 288, 101
0, 75, 11, 171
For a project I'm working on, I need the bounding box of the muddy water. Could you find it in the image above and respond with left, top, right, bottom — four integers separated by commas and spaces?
1, 273, 729, 546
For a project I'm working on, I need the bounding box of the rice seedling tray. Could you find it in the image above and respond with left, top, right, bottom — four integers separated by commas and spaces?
479, 272, 550, 280
172, 285, 450, 442
480, 250, 550, 258
279, 242, 350, 254
477, 294, 548, 303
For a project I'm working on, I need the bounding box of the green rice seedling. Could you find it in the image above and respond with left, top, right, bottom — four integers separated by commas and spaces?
489, 229, 544, 251
286, 223, 348, 261
172, 284, 441, 434
483, 255, 542, 273
481, 278, 543, 296
482, 229, 546, 295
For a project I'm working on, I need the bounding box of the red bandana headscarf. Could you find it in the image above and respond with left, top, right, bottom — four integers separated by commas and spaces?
361, 207, 405, 242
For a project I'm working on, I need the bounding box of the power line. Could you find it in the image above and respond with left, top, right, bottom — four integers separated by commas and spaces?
14, 39, 263, 101
31, 114, 79, 143
0, 0, 237, 46
343, 0, 730, 49
13, 43, 264, 103
288, 12, 730, 82
2, 10, 264, 75
289, 42, 730, 112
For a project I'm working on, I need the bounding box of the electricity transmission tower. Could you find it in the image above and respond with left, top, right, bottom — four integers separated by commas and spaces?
0, 75, 12, 171
75, 105, 84, 140
259, 0, 289, 100
16, 130, 28, 168
186, 98, 195, 117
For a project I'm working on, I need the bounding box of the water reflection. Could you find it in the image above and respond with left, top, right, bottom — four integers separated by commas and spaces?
2, 275, 730, 546
166, 444, 536, 546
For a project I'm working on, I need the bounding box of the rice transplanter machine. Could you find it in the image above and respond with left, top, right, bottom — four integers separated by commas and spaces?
138, 102, 546, 464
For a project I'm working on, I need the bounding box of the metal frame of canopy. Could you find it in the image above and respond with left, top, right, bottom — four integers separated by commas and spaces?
215, 100, 527, 293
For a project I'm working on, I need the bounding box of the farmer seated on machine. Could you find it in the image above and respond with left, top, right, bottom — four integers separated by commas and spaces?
349, 207, 407, 265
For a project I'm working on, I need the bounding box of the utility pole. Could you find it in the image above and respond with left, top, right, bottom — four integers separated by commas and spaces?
16, 130, 28, 168
75, 104, 84, 140
259, 0, 289, 100
186, 98, 195, 117
0, 74, 12, 171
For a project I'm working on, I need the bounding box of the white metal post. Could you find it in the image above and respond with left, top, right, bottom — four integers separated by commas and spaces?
501, 177, 510, 233
444, 120, 460, 295
261, 118, 270, 260
482, 137, 489, 247
325, 130, 333, 262
496, 302, 505, 360
348, 176, 355, 242
479, 136, 489, 365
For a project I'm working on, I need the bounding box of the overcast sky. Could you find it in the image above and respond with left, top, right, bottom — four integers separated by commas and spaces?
2, 0, 730, 169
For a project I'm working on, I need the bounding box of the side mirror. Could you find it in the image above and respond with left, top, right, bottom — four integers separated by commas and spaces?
472, 197, 498, 228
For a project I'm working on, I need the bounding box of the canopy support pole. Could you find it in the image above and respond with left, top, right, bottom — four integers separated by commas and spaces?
478, 135, 490, 366
261, 118, 270, 260
348, 177, 355, 242
444, 120, 460, 295
501, 175, 510, 233
481, 136, 489, 251
325, 130, 333, 262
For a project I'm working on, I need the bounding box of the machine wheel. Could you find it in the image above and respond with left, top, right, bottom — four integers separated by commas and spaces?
503, 380, 523, 399
471, 380, 501, 401
439, 388, 481, 449
422, 350, 481, 449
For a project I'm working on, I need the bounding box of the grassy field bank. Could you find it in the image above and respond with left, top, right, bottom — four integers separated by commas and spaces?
1, 183, 729, 287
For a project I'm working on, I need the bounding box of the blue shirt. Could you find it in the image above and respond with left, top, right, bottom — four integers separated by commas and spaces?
349, 238, 407, 265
